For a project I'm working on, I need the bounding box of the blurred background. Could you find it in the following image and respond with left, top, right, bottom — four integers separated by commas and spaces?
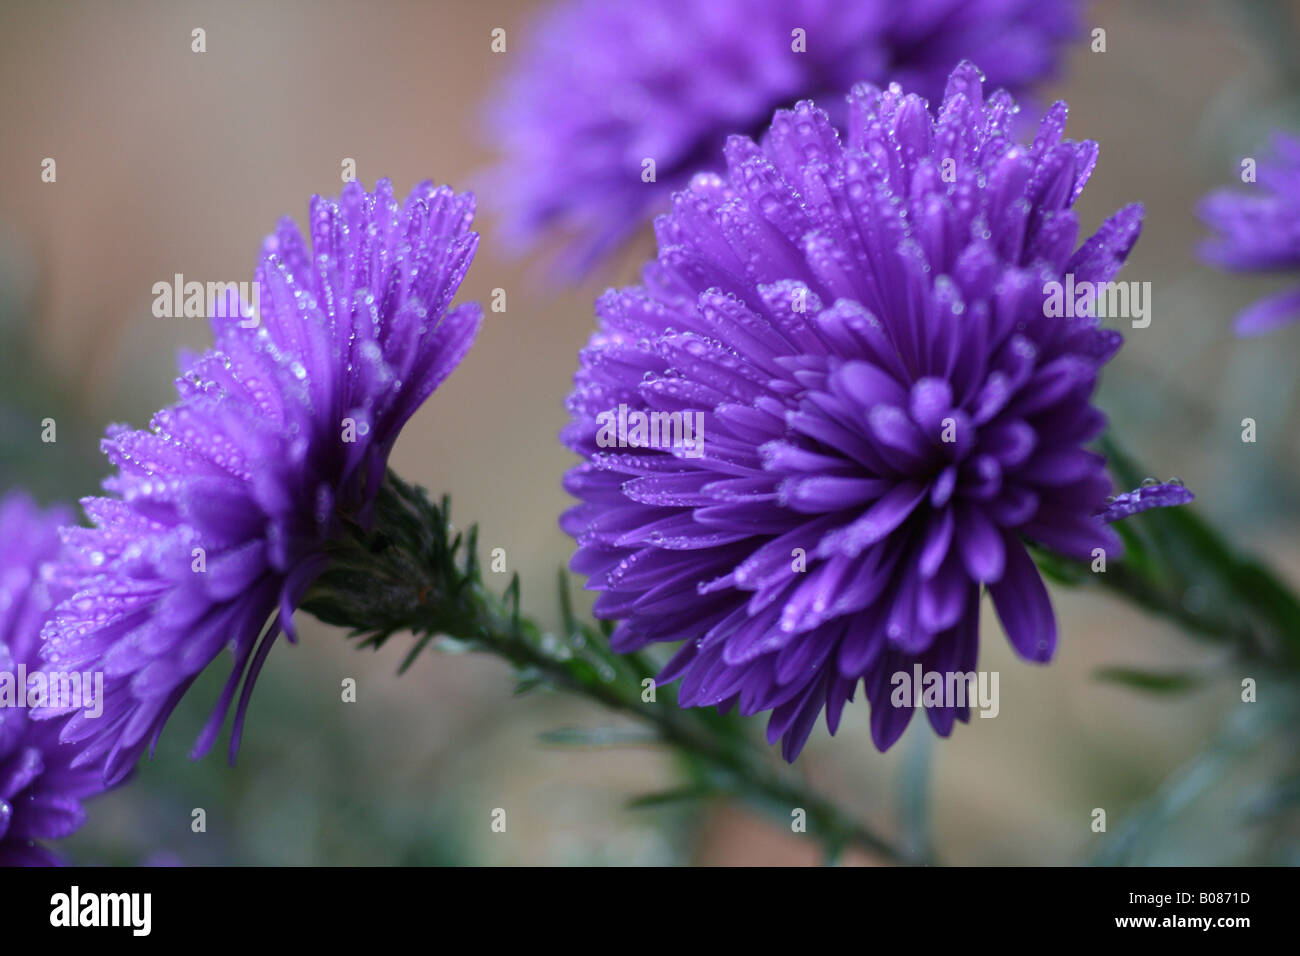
1, 0, 1298, 865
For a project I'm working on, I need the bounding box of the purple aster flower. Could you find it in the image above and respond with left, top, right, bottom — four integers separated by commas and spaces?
561, 62, 1148, 759
38, 179, 482, 785
1, 492, 104, 865
488, 0, 1082, 274
1198, 132, 1300, 336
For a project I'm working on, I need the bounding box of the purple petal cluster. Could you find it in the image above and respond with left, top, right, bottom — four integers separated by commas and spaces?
561, 62, 1145, 758
0, 493, 103, 865
1096, 481, 1193, 524
489, 0, 1082, 273
40, 179, 482, 785
1198, 132, 1300, 336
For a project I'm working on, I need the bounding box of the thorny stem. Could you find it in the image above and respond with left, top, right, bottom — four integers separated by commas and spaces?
478, 603, 905, 863
302, 471, 912, 865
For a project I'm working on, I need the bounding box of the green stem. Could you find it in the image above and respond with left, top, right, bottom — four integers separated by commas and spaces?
483, 607, 904, 863
1091, 560, 1270, 659
1037, 435, 1300, 671
302, 471, 912, 865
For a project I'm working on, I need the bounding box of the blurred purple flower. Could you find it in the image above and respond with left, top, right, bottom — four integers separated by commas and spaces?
0, 492, 103, 865
39, 179, 482, 785
561, 62, 1149, 759
1198, 132, 1300, 336
488, 0, 1082, 275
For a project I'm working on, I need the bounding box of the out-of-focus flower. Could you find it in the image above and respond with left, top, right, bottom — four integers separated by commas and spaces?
39, 180, 482, 785
561, 62, 1158, 758
488, 0, 1082, 274
0, 492, 103, 865
1198, 132, 1300, 336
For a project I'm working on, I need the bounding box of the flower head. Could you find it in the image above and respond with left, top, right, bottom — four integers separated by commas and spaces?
489, 0, 1081, 274
1198, 132, 1300, 335
41, 179, 482, 784
561, 62, 1145, 758
1, 492, 103, 865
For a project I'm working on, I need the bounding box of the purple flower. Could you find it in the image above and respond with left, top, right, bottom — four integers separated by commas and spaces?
39, 179, 482, 785
1198, 132, 1300, 336
1, 492, 103, 865
488, 0, 1082, 274
561, 62, 1146, 759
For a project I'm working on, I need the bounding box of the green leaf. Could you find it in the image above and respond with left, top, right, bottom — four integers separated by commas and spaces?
626, 785, 718, 809
1093, 666, 1203, 694
1097, 434, 1300, 666
512, 673, 545, 696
